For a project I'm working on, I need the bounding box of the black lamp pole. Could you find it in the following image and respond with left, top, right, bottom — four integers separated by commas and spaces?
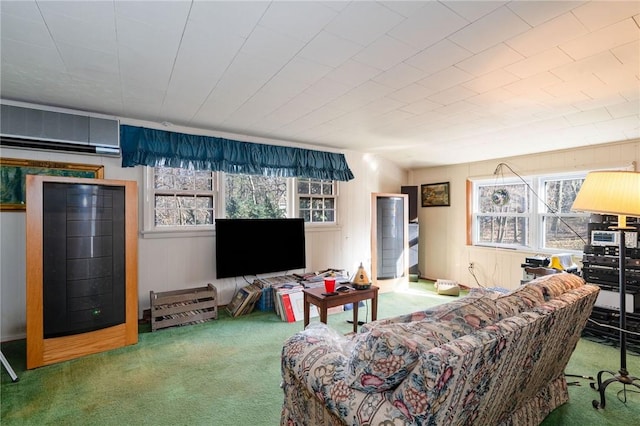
591, 226, 640, 408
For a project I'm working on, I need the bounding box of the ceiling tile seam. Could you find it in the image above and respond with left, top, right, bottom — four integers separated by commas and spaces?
557, 17, 640, 62
158, 0, 194, 122
438, 0, 483, 22
346, 33, 418, 77
111, 0, 125, 116
431, 0, 485, 42
33, 0, 69, 76
505, 2, 580, 27
548, 45, 625, 91
218, 29, 364, 131
503, 11, 589, 60
237, 39, 404, 134
447, 5, 533, 55
376, 1, 415, 19
611, 40, 640, 67
566, 9, 597, 47
218, 4, 379, 132
188, 2, 274, 126
378, 19, 476, 76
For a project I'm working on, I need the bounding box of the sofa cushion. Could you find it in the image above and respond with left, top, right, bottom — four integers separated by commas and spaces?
495, 284, 545, 319
528, 273, 585, 301
360, 292, 498, 332
345, 295, 499, 392
345, 320, 460, 392
418, 293, 499, 328
390, 315, 533, 422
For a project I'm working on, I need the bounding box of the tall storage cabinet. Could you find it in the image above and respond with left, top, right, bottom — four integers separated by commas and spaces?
371, 193, 408, 292
26, 175, 138, 369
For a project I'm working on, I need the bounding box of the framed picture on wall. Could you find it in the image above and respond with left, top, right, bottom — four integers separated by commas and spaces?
421, 182, 450, 207
0, 158, 104, 211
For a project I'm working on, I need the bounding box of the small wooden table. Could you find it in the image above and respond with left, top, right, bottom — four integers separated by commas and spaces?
303, 285, 378, 333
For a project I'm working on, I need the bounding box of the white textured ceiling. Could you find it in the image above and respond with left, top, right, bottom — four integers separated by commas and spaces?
1, 1, 639, 169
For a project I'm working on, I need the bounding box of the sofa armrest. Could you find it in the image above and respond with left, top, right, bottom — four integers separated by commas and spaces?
281, 323, 412, 424
281, 324, 352, 383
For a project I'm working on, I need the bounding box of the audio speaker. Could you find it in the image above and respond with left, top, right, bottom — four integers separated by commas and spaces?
401, 186, 418, 222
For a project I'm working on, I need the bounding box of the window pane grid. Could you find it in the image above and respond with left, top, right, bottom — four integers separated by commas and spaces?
543, 178, 583, 214
297, 179, 334, 195
476, 216, 529, 246
542, 215, 590, 250
477, 183, 530, 214
296, 178, 336, 223
152, 167, 216, 228
148, 168, 338, 229
154, 168, 214, 192
299, 196, 335, 223
473, 172, 587, 251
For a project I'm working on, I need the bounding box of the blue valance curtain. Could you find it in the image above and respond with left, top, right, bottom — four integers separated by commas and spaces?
120, 125, 354, 181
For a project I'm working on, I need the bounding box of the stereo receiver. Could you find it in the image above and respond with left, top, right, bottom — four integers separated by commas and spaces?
591, 230, 638, 248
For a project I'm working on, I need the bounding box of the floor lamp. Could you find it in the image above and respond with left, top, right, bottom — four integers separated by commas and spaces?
572, 170, 640, 409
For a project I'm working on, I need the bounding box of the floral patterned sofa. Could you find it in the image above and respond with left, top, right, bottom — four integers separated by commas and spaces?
280, 273, 599, 425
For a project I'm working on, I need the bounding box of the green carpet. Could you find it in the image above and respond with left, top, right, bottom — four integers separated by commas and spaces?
2, 282, 639, 425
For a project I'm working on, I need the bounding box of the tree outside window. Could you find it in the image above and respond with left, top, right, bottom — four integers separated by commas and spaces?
472, 172, 589, 252
542, 177, 589, 251
475, 182, 530, 247
153, 167, 215, 227
147, 167, 338, 229
225, 174, 287, 219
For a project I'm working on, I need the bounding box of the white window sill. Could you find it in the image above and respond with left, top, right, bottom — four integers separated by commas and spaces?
304, 223, 340, 232
140, 223, 341, 238
141, 228, 215, 239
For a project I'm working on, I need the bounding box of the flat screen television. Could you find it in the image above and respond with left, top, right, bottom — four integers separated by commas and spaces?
215, 218, 306, 279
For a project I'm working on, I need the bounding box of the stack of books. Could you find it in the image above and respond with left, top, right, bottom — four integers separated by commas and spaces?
273, 283, 316, 322
254, 275, 298, 311
226, 269, 350, 321
226, 283, 263, 317
299, 269, 350, 289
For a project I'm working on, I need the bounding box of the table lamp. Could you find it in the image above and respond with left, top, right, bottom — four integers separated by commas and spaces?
571, 170, 640, 409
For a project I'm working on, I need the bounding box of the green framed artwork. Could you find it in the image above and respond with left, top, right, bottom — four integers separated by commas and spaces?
0, 158, 104, 211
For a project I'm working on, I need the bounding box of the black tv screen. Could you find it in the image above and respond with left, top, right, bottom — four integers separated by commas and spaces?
215, 218, 306, 279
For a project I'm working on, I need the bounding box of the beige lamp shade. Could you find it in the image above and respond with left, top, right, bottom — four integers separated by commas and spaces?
572, 171, 640, 221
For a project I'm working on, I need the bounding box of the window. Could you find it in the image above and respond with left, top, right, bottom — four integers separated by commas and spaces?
297, 178, 336, 223
475, 180, 530, 248
146, 167, 217, 230
223, 175, 337, 223
472, 172, 589, 252
224, 174, 288, 219
540, 176, 589, 251
145, 167, 338, 232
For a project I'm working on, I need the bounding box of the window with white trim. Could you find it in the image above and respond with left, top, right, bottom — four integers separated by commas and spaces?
297, 178, 336, 223
224, 175, 337, 223
145, 167, 338, 231
146, 167, 217, 230
472, 172, 589, 252
540, 176, 589, 251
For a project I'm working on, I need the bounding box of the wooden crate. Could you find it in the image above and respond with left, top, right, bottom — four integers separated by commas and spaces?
150, 284, 218, 331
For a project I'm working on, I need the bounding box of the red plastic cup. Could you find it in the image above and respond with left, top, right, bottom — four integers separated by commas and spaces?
324, 278, 336, 293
